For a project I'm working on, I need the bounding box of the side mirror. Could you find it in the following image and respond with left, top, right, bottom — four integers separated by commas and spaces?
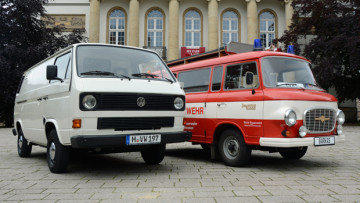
246, 72, 254, 85
47, 65, 63, 82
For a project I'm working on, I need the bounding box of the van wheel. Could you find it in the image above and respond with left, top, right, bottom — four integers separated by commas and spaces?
47, 129, 70, 173
218, 129, 251, 167
17, 129, 32, 157
141, 144, 166, 164
280, 147, 307, 160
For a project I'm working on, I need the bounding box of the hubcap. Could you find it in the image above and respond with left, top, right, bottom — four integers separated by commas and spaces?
49, 142, 56, 161
18, 135, 23, 149
223, 136, 240, 160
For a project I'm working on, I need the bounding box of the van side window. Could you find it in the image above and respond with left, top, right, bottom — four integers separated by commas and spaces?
54, 52, 71, 80
178, 68, 211, 93
225, 62, 258, 90
211, 66, 223, 91
16, 76, 25, 93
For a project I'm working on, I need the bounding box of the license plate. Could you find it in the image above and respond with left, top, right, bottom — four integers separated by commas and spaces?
314, 136, 335, 146
126, 134, 161, 145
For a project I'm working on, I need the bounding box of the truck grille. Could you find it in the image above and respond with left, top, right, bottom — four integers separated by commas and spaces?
97, 117, 174, 130
304, 108, 336, 133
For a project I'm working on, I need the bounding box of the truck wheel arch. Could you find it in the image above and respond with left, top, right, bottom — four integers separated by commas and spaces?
213, 122, 247, 145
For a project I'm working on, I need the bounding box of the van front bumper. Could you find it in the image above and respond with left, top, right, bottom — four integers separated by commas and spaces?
71, 131, 192, 149
259, 134, 345, 148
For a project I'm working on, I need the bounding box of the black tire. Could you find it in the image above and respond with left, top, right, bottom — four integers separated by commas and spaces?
141, 144, 166, 164
218, 128, 251, 167
200, 143, 210, 151
47, 129, 70, 173
17, 128, 32, 157
279, 147, 307, 160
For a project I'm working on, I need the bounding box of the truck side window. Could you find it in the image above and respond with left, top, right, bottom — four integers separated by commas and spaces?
211, 66, 223, 91
178, 68, 211, 93
54, 52, 71, 80
225, 62, 258, 90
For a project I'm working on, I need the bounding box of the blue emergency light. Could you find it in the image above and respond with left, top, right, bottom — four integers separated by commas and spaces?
287, 45, 295, 54
253, 39, 263, 51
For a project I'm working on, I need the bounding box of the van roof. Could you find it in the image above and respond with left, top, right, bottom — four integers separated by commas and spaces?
170, 51, 310, 72
23, 43, 159, 73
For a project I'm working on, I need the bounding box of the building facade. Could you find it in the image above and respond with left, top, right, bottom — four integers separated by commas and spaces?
45, 0, 294, 61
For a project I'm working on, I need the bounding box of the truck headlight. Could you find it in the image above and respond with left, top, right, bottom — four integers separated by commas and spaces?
284, 109, 297, 126
82, 95, 97, 110
299, 126, 307, 137
174, 97, 184, 110
336, 110, 345, 125
337, 125, 343, 135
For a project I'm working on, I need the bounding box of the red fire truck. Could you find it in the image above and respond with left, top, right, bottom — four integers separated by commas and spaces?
169, 45, 345, 167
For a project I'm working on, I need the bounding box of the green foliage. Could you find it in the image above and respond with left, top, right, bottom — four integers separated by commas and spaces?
278, 0, 360, 102
0, 0, 87, 126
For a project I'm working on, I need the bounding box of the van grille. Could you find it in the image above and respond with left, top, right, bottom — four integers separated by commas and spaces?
304, 108, 336, 133
97, 93, 184, 111
97, 117, 174, 130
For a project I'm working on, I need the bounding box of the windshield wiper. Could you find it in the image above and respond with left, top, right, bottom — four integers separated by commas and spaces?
81, 71, 115, 76
276, 83, 298, 87
132, 73, 158, 78
117, 74, 131, 80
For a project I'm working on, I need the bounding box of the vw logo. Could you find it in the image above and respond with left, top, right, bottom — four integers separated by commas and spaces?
137, 97, 146, 107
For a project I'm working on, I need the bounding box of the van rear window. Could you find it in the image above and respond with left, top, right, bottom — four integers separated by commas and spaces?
178, 68, 211, 93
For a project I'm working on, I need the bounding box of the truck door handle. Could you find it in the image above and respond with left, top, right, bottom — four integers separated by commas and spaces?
217, 103, 226, 107
37, 98, 42, 101
43, 96, 48, 101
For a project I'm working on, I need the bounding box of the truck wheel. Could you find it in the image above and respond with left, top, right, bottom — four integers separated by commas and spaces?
17, 129, 32, 157
218, 129, 251, 167
280, 147, 307, 160
47, 129, 70, 173
200, 144, 210, 151
141, 144, 166, 164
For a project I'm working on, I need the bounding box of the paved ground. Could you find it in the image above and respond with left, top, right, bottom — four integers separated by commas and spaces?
0, 126, 359, 203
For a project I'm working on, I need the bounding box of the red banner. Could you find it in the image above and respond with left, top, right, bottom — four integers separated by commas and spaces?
181, 47, 205, 58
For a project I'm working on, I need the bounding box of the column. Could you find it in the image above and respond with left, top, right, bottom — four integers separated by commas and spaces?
284, 0, 293, 30
168, 0, 180, 61
245, 0, 260, 44
207, 0, 219, 50
89, 0, 101, 43
128, 0, 140, 47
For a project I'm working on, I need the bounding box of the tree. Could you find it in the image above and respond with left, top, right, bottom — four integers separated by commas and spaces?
278, 0, 360, 102
0, 0, 86, 126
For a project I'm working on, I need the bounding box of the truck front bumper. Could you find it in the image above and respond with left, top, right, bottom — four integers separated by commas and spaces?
259, 134, 345, 148
71, 131, 192, 149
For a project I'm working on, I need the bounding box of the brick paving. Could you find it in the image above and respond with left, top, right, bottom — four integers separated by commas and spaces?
0, 126, 359, 202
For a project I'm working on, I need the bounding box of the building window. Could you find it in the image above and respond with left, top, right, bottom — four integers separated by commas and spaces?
184, 9, 201, 47
146, 9, 164, 47
108, 9, 126, 45
222, 10, 239, 45
259, 11, 276, 48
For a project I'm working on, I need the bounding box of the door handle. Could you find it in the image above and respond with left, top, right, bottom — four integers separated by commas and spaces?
217, 103, 226, 107
37, 98, 42, 101
43, 96, 48, 101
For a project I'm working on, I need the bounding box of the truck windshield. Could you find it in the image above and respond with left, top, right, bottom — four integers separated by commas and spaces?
261, 57, 320, 89
76, 45, 175, 82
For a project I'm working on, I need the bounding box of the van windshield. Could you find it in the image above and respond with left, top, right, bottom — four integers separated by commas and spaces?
76, 45, 175, 82
261, 57, 320, 90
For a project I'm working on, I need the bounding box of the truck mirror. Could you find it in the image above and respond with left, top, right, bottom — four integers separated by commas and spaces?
46, 65, 63, 82
246, 72, 254, 85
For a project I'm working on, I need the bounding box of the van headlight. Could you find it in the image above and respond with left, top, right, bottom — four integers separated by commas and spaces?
82, 95, 97, 110
284, 109, 297, 126
174, 97, 184, 110
336, 110, 345, 125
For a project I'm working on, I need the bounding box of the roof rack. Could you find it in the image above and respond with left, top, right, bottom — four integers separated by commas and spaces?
167, 42, 253, 68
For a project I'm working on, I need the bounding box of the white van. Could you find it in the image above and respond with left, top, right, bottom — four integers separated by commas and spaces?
13, 43, 191, 173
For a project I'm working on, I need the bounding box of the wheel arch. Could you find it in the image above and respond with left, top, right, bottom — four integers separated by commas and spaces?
212, 121, 245, 145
